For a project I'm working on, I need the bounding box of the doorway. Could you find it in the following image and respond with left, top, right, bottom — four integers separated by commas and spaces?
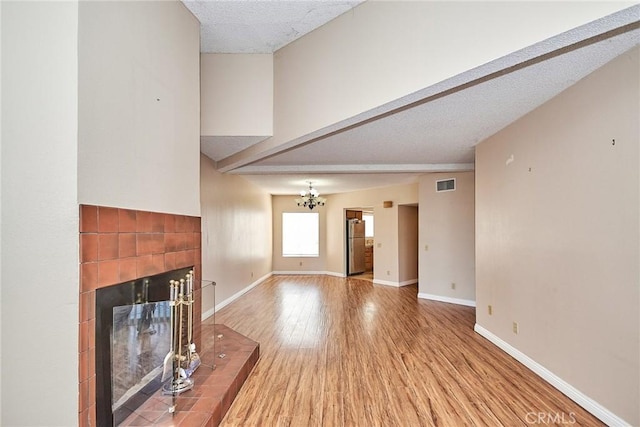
345, 209, 374, 280
398, 204, 419, 285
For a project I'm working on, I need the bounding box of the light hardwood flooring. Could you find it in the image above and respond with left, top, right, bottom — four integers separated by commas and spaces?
349, 271, 373, 283
204, 275, 603, 426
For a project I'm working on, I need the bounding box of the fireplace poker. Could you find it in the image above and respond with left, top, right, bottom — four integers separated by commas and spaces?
161, 280, 176, 383
178, 279, 184, 370
162, 275, 194, 395
186, 270, 201, 375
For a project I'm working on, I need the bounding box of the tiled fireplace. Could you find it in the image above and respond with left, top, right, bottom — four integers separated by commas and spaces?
78, 205, 202, 426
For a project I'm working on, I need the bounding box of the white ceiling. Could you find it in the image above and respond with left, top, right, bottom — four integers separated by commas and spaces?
183, 0, 363, 53
184, 1, 640, 196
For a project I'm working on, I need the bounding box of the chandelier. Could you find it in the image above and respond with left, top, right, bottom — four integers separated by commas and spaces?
295, 182, 326, 210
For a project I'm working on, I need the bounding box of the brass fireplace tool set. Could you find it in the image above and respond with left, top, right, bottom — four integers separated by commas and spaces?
161, 270, 201, 397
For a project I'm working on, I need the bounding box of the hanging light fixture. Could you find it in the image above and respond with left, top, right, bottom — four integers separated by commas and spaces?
295, 182, 326, 210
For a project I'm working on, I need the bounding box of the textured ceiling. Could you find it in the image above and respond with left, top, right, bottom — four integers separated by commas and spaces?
183, 0, 363, 53
241, 27, 640, 174
186, 1, 639, 196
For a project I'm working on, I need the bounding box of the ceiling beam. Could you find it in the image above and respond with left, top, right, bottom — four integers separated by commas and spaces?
215, 8, 639, 174
228, 163, 475, 175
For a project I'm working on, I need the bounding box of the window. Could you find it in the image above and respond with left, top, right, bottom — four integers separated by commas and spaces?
282, 212, 319, 257
363, 214, 374, 238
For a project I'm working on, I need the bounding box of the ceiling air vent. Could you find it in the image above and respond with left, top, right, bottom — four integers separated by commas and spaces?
436, 178, 456, 192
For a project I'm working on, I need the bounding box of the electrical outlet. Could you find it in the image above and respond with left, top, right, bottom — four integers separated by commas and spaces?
386, 270, 390, 276
451, 282, 456, 290
299, 261, 303, 266
424, 244, 429, 251
488, 305, 492, 315
512, 322, 519, 334
377, 243, 382, 248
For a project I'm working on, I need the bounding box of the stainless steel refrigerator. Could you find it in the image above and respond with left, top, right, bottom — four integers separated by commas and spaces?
347, 219, 366, 275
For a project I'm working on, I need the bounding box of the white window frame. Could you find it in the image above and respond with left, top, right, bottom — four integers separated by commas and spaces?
282, 212, 319, 257
363, 214, 374, 238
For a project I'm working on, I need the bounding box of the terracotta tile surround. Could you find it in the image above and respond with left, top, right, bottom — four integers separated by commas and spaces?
79, 205, 203, 426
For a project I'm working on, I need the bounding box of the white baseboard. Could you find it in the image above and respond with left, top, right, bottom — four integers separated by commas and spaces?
373, 279, 418, 287
273, 270, 346, 278
474, 324, 631, 427
418, 293, 476, 307
273, 270, 327, 275
373, 279, 400, 287
201, 272, 272, 321
325, 271, 346, 278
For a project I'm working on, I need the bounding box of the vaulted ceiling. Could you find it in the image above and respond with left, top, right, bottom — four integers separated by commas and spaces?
183, 1, 640, 195
183, 0, 364, 53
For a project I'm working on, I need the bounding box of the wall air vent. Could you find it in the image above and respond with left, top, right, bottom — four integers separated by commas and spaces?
436, 178, 456, 192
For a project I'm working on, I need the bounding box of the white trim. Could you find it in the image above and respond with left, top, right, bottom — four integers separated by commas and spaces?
373, 279, 401, 287
201, 272, 272, 321
417, 293, 476, 307
325, 271, 347, 278
273, 270, 327, 275
201, 306, 215, 322
373, 279, 417, 287
474, 324, 632, 427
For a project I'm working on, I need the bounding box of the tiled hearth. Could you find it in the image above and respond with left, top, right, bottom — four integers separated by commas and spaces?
120, 324, 259, 426
79, 205, 202, 426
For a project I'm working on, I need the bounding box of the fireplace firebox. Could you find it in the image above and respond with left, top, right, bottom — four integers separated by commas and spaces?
95, 267, 193, 426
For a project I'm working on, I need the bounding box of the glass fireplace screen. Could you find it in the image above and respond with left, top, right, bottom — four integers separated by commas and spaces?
111, 301, 171, 411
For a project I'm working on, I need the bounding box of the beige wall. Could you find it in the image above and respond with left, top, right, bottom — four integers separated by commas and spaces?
324, 183, 419, 282
200, 155, 273, 316
419, 172, 475, 304
1, 2, 79, 424
271, 183, 418, 281
78, 1, 200, 216
2, 2, 201, 423
272, 195, 327, 273
476, 48, 639, 425
268, 1, 630, 150
0, 2, 4, 421
398, 205, 419, 284
201, 54, 273, 137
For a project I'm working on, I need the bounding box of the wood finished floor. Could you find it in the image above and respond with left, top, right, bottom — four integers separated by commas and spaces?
204, 275, 603, 426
